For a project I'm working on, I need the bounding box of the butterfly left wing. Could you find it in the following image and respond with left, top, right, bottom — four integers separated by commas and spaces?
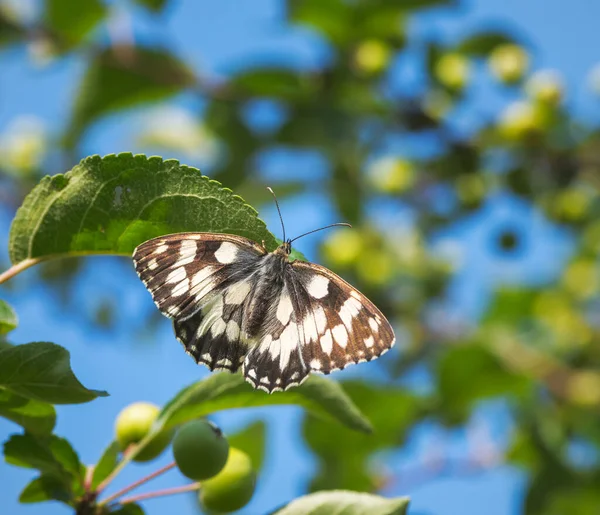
133, 232, 266, 371
242, 260, 395, 393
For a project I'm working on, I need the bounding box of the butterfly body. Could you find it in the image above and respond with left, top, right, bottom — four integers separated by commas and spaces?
133, 233, 395, 393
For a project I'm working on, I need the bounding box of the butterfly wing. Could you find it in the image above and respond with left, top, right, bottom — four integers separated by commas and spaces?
242, 259, 395, 392
133, 232, 267, 371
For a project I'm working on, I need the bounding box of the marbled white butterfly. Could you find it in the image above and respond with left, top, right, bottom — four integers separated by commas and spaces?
133, 189, 395, 393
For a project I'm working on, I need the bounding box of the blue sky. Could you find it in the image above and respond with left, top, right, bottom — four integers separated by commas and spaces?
1, 0, 599, 514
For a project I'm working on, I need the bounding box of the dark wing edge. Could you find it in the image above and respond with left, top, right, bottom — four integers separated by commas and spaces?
291, 260, 396, 375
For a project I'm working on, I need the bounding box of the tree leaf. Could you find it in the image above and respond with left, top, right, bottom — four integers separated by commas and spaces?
272, 490, 410, 515
456, 30, 523, 56
0, 388, 56, 434
0, 342, 108, 404
45, 0, 107, 50
111, 503, 146, 515
436, 343, 532, 424
19, 474, 73, 504
9, 153, 277, 266
134, 0, 169, 12
132, 374, 371, 462
91, 440, 120, 490
0, 299, 18, 334
66, 47, 195, 148
233, 69, 314, 100
303, 381, 423, 492
227, 421, 266, 472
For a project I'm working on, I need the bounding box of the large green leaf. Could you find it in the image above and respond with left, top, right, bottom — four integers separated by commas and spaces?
303, 381, 423, 492
272, 490, 409, 515
0, 388, 56, 434
9, 153, 277, 266
228, 421, 266, 471
0, 299, 18, 334
0, 342, 108, 404
45, 0, 106, 50
19, 474, 73, 504
66, 47, 195, 147
457, 30, 523, 56
5, 433, 84, 505
91, 441, 120, 490
131, 374, 372, 462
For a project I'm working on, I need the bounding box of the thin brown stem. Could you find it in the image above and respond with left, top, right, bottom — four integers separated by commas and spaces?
117, 483, 200, 505
99, 461, 177, 506
95, 444, 136, 495
0, 258, 40, 284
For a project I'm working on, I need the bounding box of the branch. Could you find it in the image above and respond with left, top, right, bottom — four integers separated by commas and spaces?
116, 483, 200, 505
0, 258, 40, 284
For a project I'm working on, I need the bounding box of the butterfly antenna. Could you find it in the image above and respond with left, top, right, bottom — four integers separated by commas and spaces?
267, 187, 286, 242
290, 223, 352, 244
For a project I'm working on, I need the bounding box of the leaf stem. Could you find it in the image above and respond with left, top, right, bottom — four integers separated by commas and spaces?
0, 258, 40, 284
117, 483, 200, 505
99, 461, 177, 506
95, 444, 136, 496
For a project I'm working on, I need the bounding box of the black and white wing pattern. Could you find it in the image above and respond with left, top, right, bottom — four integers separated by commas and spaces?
241, 260, 395, 392
133, 233, 266, 372
133, 232, 395, 394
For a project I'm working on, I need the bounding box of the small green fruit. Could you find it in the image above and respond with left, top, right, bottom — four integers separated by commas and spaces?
173, 420, 229, 481
488, 44, 529, 84
434, 52, 471, 90
200, 448, 256, 513
525, 69, 564, 106
354, 39, 392, 75
114, 402, 172, 462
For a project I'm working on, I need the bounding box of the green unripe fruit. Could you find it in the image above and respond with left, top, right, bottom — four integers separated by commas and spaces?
354, 39, 392, 75
199, 448, 256, 513
488, 44, 529, 84
173, 420, 229, 481
434, 52, 471, 90
525, 69, 564, 106
114, 402, 172, 462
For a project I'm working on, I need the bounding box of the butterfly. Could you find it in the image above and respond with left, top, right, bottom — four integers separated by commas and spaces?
132, 189, 395, 393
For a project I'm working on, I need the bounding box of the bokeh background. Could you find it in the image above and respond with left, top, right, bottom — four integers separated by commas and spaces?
2, 0, 600, 514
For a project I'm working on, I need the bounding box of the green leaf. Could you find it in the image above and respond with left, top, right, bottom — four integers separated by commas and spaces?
456, 31, 522, 56
228, 421, 266, 471
272, 490, 410, 515
91, 441, 120, 490
0, 388, 56, 434
19, 474, 72, 504
132, 374, 372, 462
66, 47, 195, 148
0, 299, 18, 334
134, 0, 169, 12
4, 433, 79, 475
45, 0, 107, 49
436, 344, 532, 423
0, 12, 24, 46
111, 503, 146, 515
9, 153, 277, 266
161, 373, 371, 432
303, 381, 422, 492
233, 69, 314, 100
0, 342, 108, 404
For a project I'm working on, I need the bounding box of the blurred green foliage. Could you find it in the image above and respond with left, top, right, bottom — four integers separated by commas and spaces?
2, 0, 600, 513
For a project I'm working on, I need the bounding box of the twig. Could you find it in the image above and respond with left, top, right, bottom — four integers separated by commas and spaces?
117, 483, 200, 505
0, 258, 40, 284
99, 461, 177, 505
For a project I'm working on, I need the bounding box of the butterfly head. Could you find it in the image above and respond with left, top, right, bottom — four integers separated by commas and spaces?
274, 239, 293, 257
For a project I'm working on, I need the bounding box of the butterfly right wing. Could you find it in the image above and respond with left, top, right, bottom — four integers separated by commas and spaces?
133, 233, 267, 372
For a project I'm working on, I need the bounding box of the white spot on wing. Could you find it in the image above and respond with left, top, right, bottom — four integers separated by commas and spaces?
171, 279, 190, 297
201, 353, 212, 363
148, 258, 158, 270
166, 267, 186, 284
210, 318, 226, 336
307, 275, 329, 299
320, 329, 333, 355
310, 358, 322, 370
180, 239, 197, 257
191, 266, 215, 288
332, 324, 348, 348
369, 317, 379, 332
313, 305, 327, 334
216, 358, 232, 368
225, 280, 252, 305
154, 243, 168, 255
364, 335, 375, 348
278, 323, 297, 370
247, 369, 257, 379
215, 241, 238, 264
276, 291, 294, 325
226, 320, 240, 340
